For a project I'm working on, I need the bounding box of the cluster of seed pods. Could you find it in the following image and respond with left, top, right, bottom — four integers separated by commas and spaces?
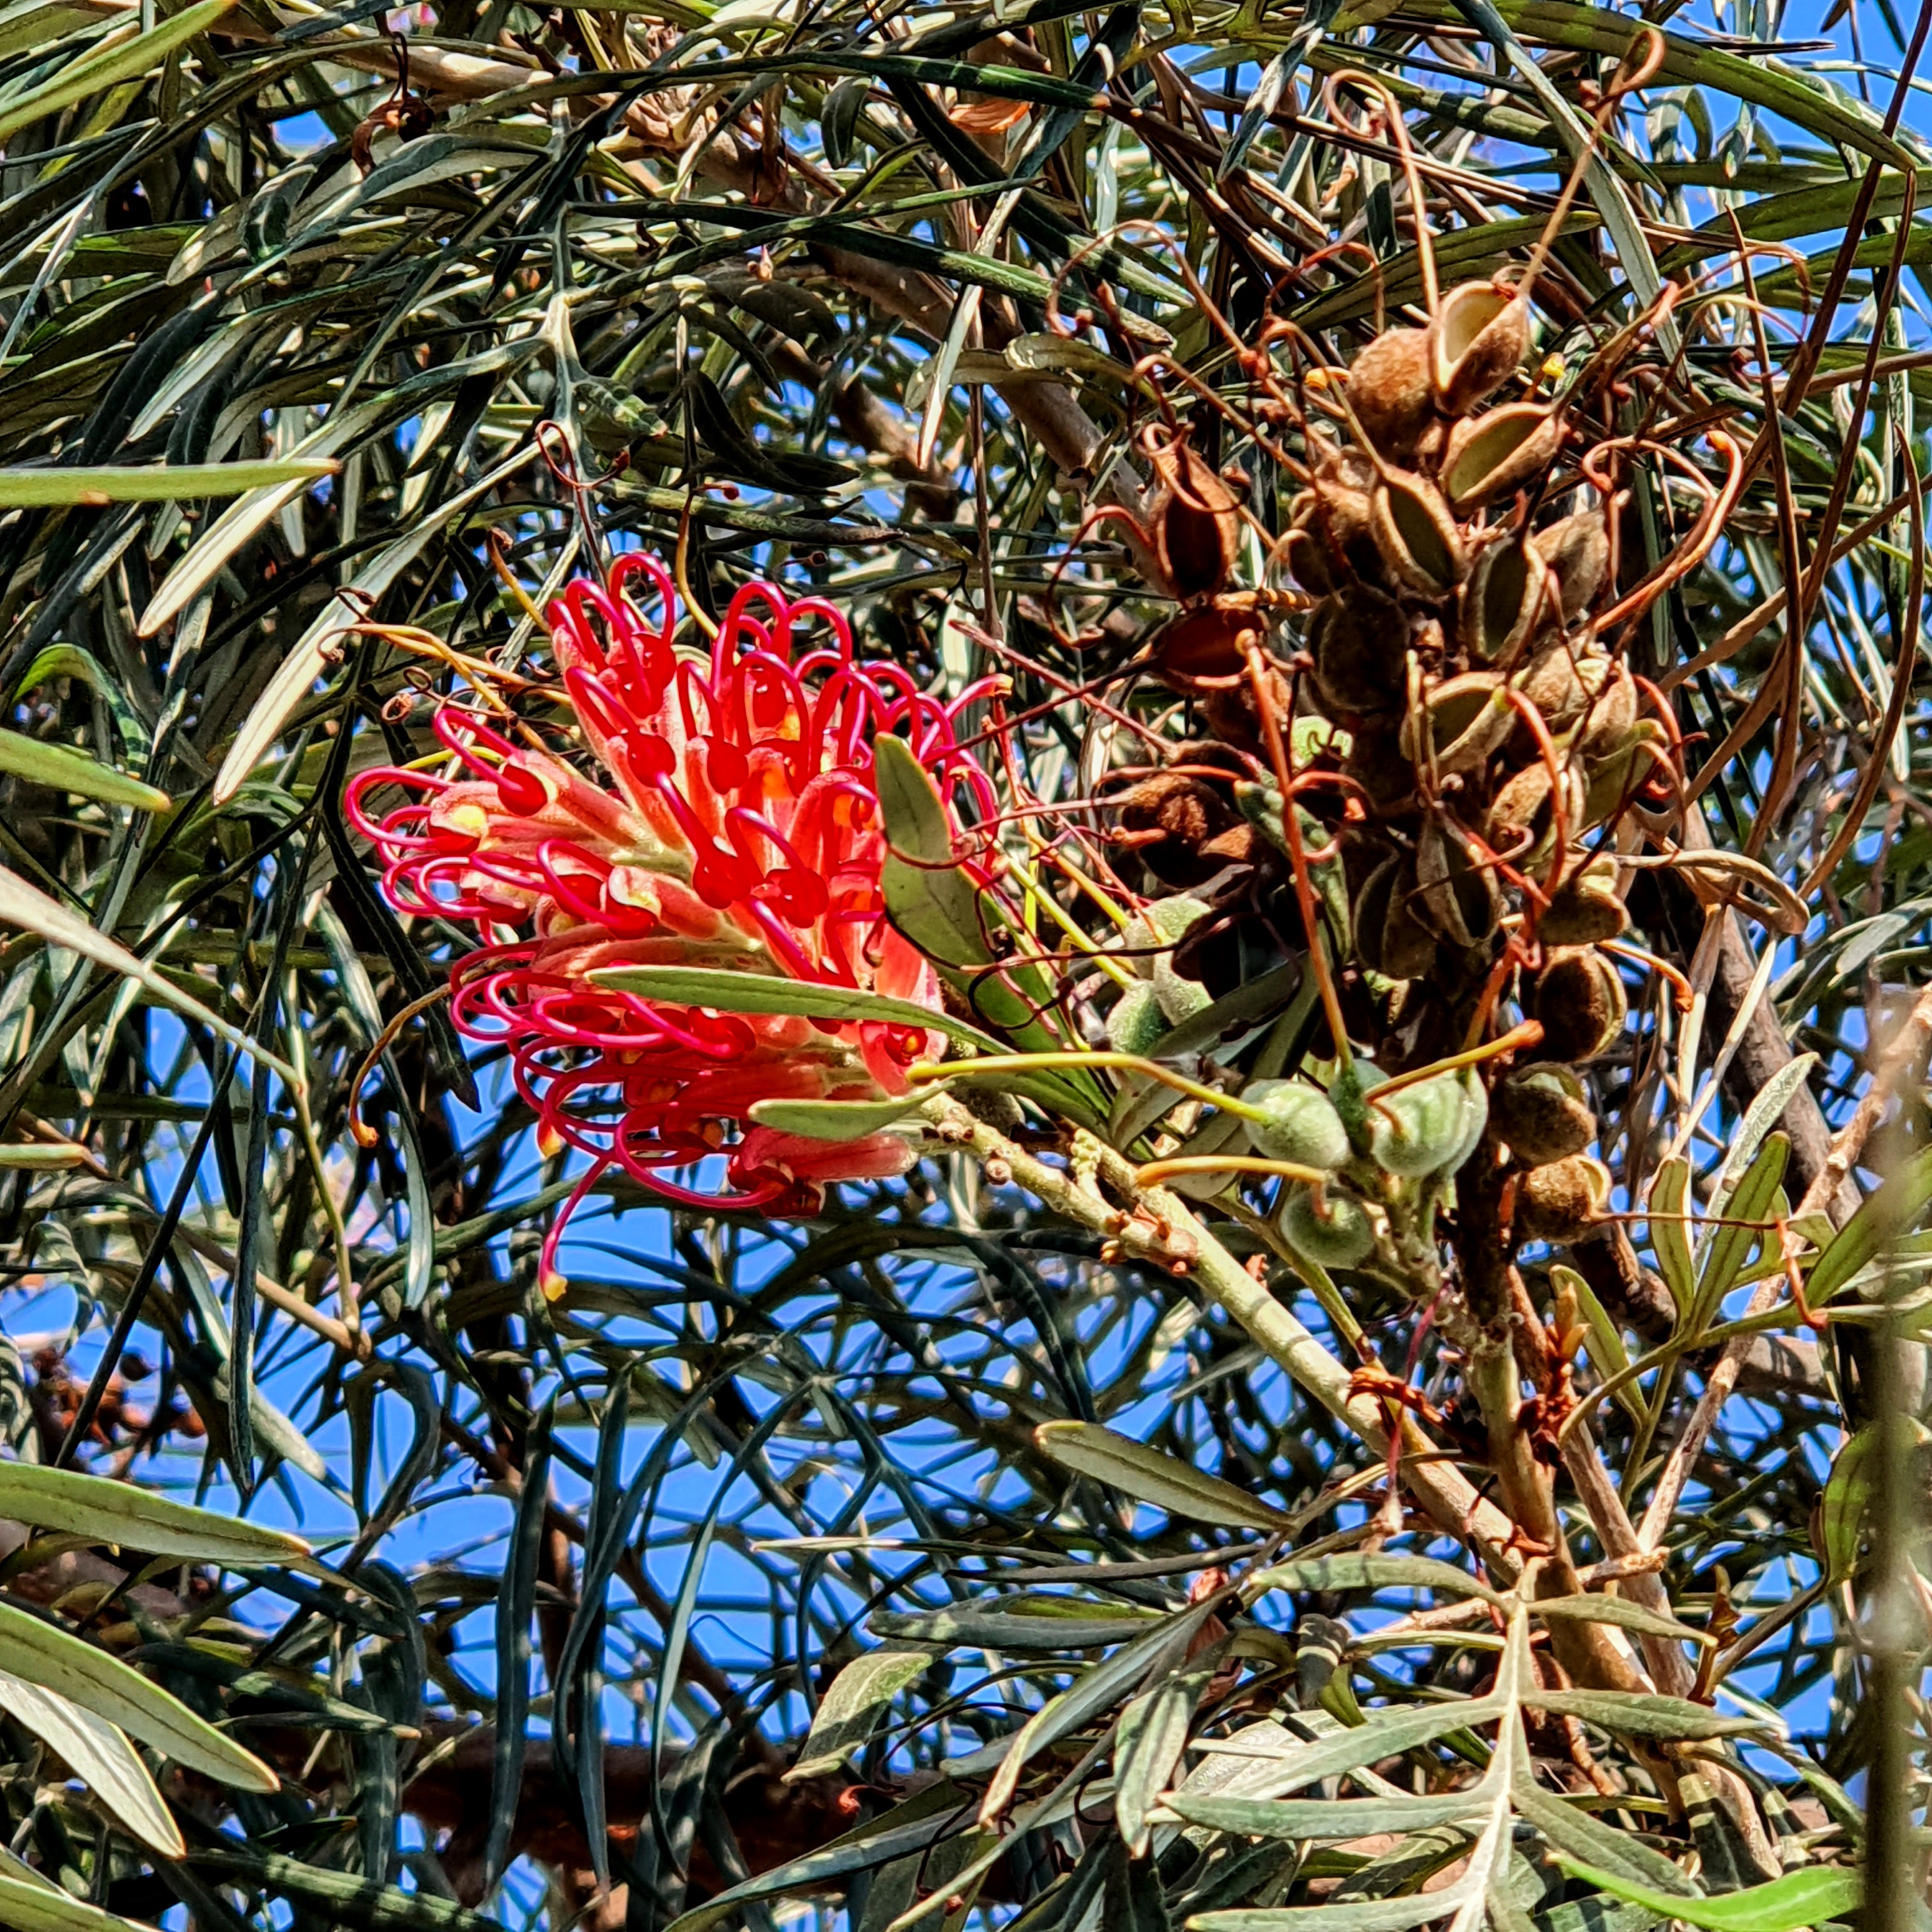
1109, 269, 1687, 1269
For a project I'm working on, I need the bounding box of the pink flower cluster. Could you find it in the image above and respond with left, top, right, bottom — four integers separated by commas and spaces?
349, 556, 993, 1287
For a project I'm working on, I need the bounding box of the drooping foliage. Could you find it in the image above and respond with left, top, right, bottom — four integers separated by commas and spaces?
0, 0, 1928, 1927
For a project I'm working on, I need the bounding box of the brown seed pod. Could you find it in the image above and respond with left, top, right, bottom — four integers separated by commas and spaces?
1580, 719, 1674, 831
1579, 661, 1639, 754
1516, 1153, 1612, 1244
1372, 471, 1468, 595
1540, 855, 1627, 946
1431, 282, 1531, 417
1442, 403, 1563, 512
1355, 854, 1439, 980
1460, 535, 1558, 667
1282, 522, 1337, 598
1308, 586, 1409, 718
1402, 671, 1514, 778
1347, 326, 1434, 462
1492, 1064, 1596, 1166
1531, 510, 1609, 621
1111, 772, 1237, 886
1416, 815, 1503, 947
1533, 947, 1627, 1061
1202, 661, 1291, 755
1486, 759, 1586, 868
1512, 639, 1613, 735
1149, 595, 1265, 694
1343, 721, 1420, 814
1147, 433, 1241, 602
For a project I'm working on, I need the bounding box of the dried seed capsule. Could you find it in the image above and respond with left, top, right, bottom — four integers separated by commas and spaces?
1371, 471, 1467, 595
1279, 1181, 1377, 1268
1368, 1066, 1487, 1177
1531, 510, 1609, 620
1533, 947, 1627, 1061
1241, 1079, 1352, 1169
1148, 434, 1241, 601
1347, 326, 1434, 462
1492, 1064, 1595, 1165
1540, 855, 1627, 946
1442, 404, 1562, 512
1579, 661, 1639, 754
1404, 671, 1514, 779
1149, 597, 1264, 694
1460, 535, 1557, 667
1343, 723, 1419, 815
1580, 720, 1673, 831
1486, 760, 1586, 870
1354, 855, 1438, 981
1106, 979, 1169, 1055
1202, 659, 1291, 754
1112, 773, 1235, 886
1430, 282, 1531, 417
1512, 639, 1613, 734
1516, 1153, 1612, 1244
1308, 586, 1409, 718
1415, 815, 1503, 948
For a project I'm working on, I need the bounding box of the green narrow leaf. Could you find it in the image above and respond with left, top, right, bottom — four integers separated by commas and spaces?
1689, 1133, 1788, 1339
486, 1400, 553, 1892
1116, 1655, 1214, 1856
749, 1091, 936, 1142
1554, 1264, 1645, 1422
0, 1461, 309, 1567
0, 730, 168, 813
788, 1649, 934, 1782
0, 1600, 278, 1792
1243, 1552, 1503, 1604
0, 866, 300, 1092
1650, 1158, 1696, 1317
1523, 1689, 1765, 1741
1549, 1857, 1858, 1931
0, 0, 238, 146
1034, 1422, 1294, 1531
1158, 1788, 1493, 1841
0, 1668, 183, 1857
0, 1869, 157, 1932
1531, 1594, 1713, 1647
1805, 1144, 1932, 1308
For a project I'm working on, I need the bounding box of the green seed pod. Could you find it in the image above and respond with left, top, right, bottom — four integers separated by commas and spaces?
1517, 1154, 1612, 1245
1153, 955, 1213, 1025
1107, 979, 1169, 1056
1492, 1064, 1595, 1166
1241, 1079, 1351, 1170
1534, 948, 1627, 1062
1279, 1182, 1377, 1268
1368, 1067, 1487, 1177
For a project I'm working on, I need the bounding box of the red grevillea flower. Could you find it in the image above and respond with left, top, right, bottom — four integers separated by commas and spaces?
349, 555, 997, 1289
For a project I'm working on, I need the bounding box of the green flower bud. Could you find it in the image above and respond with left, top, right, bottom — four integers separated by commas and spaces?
1106, 980, 1169, 1056
1241, 1080, 1351, 1170
1279, 1183, 1377, 1268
